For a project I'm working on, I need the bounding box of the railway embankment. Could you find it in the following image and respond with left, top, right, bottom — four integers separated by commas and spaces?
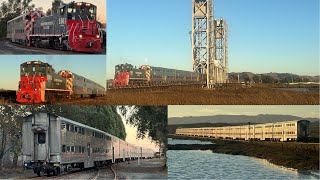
168, 135, 319, 171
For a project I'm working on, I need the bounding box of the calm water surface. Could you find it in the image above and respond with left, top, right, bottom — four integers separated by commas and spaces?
168, 150, 319, 180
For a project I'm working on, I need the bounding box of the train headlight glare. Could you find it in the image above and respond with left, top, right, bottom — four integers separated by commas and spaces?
96, 35, 100, 38
77, 3, 82, 6
79, 34, 83, 38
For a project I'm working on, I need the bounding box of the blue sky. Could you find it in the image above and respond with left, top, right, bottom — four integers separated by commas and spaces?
0, 55, 106, 90
107, 0, 319, 78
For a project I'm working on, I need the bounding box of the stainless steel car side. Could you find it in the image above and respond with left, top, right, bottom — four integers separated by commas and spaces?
176, 120, 310, 142
22, 112, 154, 176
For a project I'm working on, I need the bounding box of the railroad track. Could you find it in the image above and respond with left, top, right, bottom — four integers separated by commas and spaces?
107, 82, 253, 92
107, 83, 205, 92
92, 165, 117, 180
27, 165, 116, 180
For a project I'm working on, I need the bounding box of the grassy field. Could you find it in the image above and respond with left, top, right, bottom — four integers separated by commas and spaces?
57, 84, 319, 105
169, 135, 319, 171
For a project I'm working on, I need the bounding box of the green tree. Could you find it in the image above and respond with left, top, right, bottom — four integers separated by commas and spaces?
261, 75, 275, 83
252, 75, 260, 83
0, 0, 35, 38
49, 0, 63, 14
119, 106, 168, 150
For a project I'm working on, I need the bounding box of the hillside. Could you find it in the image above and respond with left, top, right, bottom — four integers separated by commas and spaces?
229, 72, 319, 83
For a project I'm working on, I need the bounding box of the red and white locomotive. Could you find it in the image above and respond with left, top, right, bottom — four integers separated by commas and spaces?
17, 61, 105, 104
7, 2, 102, 53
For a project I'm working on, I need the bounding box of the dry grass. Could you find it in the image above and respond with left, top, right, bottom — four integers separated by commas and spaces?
58, 85, 319, 105
0, 97, 9, 105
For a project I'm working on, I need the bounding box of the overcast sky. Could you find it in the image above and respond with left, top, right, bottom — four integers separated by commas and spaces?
168, 105, 320, 119
119, 107, 159, 152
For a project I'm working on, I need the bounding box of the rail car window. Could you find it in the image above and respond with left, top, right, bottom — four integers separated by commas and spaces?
71, 146, 75, 152
67, 146, 70, 152
75, 126, 79, 133
62, 145, 66, 152
66, 123, 70, 131
61, 123, 66, 130
81, 128, 85, 134
38, 133, 46, 144
70, 124, 74, 132
60, 7, 65, 15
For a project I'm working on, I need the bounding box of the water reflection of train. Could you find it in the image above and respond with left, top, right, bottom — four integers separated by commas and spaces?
7, 2, 102, 53
22, 112, 155, 176
176, 120, 310, 142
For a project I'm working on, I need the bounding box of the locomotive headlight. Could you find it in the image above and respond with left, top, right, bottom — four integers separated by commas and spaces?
96, 35, 100, 38
77, 2, 82, 6
86, 3, 91, 6
79, 34, 83, 38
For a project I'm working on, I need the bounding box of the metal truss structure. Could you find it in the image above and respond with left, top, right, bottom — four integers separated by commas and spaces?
191, 0, 228, 88
214, 19, 228, 83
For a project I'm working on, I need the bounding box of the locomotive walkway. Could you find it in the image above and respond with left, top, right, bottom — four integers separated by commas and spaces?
0, 41, 106, 54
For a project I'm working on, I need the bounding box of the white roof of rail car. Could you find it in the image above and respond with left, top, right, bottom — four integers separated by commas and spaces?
25, 112, 127, 144
7, 13, 26, 23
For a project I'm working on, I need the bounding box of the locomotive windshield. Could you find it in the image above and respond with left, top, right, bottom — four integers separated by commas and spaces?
67, 2, 97, 21
21, 62, 52, 76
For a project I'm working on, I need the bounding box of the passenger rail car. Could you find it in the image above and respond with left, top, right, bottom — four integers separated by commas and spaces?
17, 61, 105, 103
176, 120, 310, 142
22, 113, 155, 176
113, 63, 206, 87
7, 2, 102, 53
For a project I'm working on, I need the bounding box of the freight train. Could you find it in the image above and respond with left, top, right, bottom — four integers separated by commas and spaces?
113, 63, 206, 87
6, 1, 102, 53
22, 112, 154, 176
176, 120, 310, 142
17, 61, 105, 103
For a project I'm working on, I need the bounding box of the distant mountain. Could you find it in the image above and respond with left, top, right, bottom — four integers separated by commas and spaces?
228, 72, 320, 83
168, 114, 320, 125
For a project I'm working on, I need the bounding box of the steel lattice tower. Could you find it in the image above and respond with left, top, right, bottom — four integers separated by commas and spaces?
214, 19, 228, 83
192, 0, 228, 88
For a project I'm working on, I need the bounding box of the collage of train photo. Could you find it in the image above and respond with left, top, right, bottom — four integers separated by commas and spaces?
0, 0, 319, 179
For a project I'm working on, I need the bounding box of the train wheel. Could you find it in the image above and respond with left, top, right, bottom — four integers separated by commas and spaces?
46, 170, 51, 177
53, 168, 58, 176
36, 169, 41, 177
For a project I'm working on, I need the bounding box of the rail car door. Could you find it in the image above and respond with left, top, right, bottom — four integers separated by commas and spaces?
112, 147, 115, 163
33, 132, 47, 161
85, 143, 93, 168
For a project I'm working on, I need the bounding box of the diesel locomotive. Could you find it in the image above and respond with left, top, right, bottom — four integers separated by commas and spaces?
176, 120, 310, 142
17, 61, 105, 103
6, 1, 102, 53
22, 113, 155, 176
113, 63, 206, 87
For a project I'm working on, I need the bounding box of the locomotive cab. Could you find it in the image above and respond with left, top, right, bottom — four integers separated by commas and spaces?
64, 2, 97, 21
113, 64, 133, 87
17, 61, 49, 103
59, 2, 101, 52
